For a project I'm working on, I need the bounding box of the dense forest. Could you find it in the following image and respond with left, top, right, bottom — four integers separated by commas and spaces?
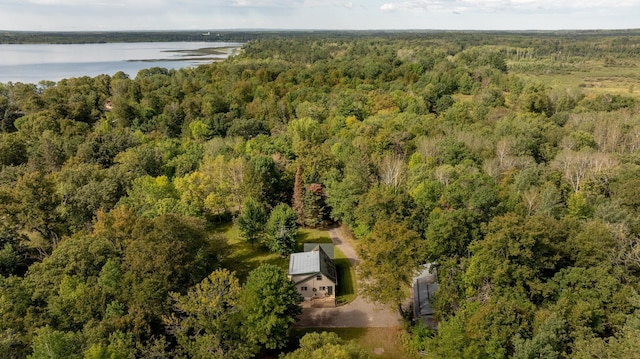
2, 31, 640, 358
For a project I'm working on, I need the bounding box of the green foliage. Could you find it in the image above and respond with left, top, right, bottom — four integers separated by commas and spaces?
3, 31, 640, 358
0, 133, 28, 166
512, 313, 567, 359
239, 264, 302, 350
243, 155, 286, 207
282, 332, 369, 359
465, 214, 567, 297
424, 208, 481, 260
265, 203, 298, 256
301, 184, 328, 228
237, 197, 267, 249
352, 185, 413, 238
28, 326, 82, 359
83, 331, 135, 359
166, 269, 253, 358
358, 220, 426, 308
566, 191, 593, 219
119, 175, 178, 217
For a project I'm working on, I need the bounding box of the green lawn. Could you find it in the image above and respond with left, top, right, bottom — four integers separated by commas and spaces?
216, 222, 287, 281
335, 247, 357, 304
296, 227, 333, 249
216, 223, 357, 299
289, 328, 416, 359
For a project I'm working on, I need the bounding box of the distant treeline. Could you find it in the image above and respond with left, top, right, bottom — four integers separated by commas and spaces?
0, 30, 254, 44
3, 29, 640, 58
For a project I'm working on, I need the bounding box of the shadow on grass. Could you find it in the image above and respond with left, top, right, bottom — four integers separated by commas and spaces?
215, 222, 288, 282
209, 221, 234, 233
335, 257, 356, 304
221, 244, 287, 282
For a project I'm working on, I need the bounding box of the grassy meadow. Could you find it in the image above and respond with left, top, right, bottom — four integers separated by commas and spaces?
509, 57, 640, 99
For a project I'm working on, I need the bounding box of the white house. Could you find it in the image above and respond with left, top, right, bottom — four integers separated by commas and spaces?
288, 245, 337, 300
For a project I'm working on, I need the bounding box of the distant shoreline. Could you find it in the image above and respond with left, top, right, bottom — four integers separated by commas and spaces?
0, 42, 242, 84
128, 46, 241, 63
0, 31, 254, 44
3, 29, 640, 44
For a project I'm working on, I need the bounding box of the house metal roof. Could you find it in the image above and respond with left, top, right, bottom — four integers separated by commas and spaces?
288, 245, 337, 284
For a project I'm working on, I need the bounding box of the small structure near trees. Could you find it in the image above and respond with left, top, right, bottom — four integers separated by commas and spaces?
412, 263, 439, 329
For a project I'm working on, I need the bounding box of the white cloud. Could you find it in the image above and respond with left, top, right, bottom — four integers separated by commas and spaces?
2, 0, 640, 30
380, 0, 451, 12
25, 0, 166, 5
380, 3, 397, 10
231, 0, 295, 7
380, 0, 640, 12
228, 0, 353, 7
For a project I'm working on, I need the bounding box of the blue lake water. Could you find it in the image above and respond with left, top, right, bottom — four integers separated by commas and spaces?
0, 42, 241, 84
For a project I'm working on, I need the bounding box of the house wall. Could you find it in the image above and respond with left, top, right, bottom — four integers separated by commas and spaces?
291, 274, 335, 299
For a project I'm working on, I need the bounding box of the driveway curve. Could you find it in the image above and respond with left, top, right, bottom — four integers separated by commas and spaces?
294, 227, 401, 328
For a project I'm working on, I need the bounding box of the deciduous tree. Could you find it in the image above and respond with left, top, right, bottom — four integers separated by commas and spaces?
359, 220, 426, 312
238, 264, 301, 350
283, 332, 369, 359
237, 197, 267, 249
166, 269, 252, 358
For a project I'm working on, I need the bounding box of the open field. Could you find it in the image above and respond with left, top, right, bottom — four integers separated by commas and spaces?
510, 59, 640, 99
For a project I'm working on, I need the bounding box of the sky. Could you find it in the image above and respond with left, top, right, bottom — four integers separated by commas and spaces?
1, 0, 640, 31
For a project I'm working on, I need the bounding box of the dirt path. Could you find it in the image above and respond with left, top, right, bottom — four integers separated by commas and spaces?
294, 227, 401, 328
328, 227, 358, 266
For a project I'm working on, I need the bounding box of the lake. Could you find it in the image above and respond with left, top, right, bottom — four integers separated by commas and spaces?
0, 42, 242, 84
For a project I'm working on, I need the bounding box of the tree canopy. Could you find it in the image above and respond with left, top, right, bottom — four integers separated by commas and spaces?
2, 30, 640, 358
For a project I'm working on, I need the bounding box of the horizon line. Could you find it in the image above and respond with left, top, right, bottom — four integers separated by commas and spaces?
3, 28, 640, 33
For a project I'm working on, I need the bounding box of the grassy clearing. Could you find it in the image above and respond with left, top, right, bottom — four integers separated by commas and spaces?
215, 222, 286, 282
216, 224, 356, 294
510, 58, 640, 99
289, 327, 416, 359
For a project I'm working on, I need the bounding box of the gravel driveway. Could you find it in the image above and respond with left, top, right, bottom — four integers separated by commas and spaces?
293, 227, 401, 328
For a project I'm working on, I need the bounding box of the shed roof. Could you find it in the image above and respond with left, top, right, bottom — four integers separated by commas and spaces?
303, 243, 335, 259
413, 263, 438, 318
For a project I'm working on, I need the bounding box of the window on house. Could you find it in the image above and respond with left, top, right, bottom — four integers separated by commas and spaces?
320, 286, 326, 291
301, 286, 307, 291
316, 274, 322, 280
